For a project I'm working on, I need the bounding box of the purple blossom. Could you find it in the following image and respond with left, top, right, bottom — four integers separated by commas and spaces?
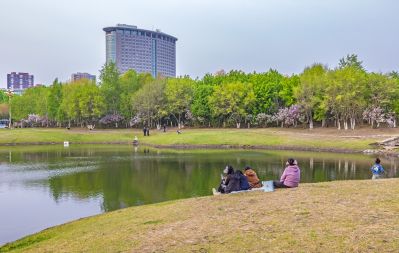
363, 107, 396, 128
185, 110, 193, 120
129, 115, 142, 127
22, 114, 48, 126
99, 114, 124, 125
274, 105, 303, 127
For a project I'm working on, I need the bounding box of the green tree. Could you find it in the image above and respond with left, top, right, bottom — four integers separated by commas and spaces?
295, 64, 327, 129
0, 90, 8, 119
48, 78, 64, 125
208, 82, 255, 128
119, 70, 142, 126
388, 71, 399, 79
165, 77, 195, 128
249, 69, 284, 115
132, 79, 166, 128
279, 75, 300, 107
9, 86, 50, 126
325, 66, 367, 130
0, 90, 8, 103
78, 80, 105, 124
60, 79, 104, 127
99, 62, 120, 115
338, 54, 364, 71
191, 84, 214, 126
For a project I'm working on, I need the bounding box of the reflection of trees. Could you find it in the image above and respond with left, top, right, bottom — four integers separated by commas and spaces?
3, 146, 399, 213
48, 155, 224, 212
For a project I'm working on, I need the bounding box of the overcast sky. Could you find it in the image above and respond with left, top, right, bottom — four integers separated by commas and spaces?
0, 0, 398, 87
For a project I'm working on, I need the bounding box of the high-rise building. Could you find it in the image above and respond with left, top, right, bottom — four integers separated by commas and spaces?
71, 72, 96, 82
7, 72, 34, 90
103, 24, 177, 77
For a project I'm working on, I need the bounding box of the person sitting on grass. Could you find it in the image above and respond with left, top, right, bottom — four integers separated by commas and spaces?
273, 158, 300, 188
244, 165, 262, 189
236, 170, 250, 191
370, 158, 384, 180
224, 167, 241, 193
216, 165, 234, 193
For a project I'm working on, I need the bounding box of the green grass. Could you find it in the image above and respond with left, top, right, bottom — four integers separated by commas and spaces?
0, 128, 134, 144
0, 127, 393, 151
1, 179, 398, 252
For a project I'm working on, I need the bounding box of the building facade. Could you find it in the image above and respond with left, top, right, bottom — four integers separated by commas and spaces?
103, 24, 177, 77
7, 72, 34, 90
71, 72, 96, 82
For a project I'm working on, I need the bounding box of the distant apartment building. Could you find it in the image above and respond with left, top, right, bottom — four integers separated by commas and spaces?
103, 24, 177, 77
7, 72, 34, 90
71, 72, 96, 82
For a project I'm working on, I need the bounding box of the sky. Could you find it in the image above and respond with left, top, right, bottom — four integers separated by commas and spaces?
0, 0, 398, 87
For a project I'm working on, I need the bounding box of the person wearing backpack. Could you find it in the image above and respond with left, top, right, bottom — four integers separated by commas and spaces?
370, 158, 385, 180
236, 170, 250, 191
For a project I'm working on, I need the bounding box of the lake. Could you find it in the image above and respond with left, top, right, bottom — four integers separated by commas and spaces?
0, 145, 398, 245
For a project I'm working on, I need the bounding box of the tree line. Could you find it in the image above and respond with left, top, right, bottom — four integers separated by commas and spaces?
1, 54, 399, 130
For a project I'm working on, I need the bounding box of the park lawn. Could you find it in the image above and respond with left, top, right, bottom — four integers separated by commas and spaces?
0, 127, 394, 151
1, 178, 398, 253
0, 128, 135, 144
140, 128, 379, 150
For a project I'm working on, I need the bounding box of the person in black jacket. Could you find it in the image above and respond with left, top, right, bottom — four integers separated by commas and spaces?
225, 168, 241, 193
217, 165, 234, 193
236, 170, 250, 191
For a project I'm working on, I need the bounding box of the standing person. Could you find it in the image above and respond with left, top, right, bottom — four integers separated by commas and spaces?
244, 166, 262, 189
146, 127, 150, 136
143, 126, 147, 136
273, 158, 300, 188
163, 124, 166, 132
371, 158, 384, 180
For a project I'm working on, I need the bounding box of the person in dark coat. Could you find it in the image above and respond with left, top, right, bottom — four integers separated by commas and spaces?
236, 170, 250, 191
143, 126, 147, 136
217, 165, 234, 193
225, 169, 241, 193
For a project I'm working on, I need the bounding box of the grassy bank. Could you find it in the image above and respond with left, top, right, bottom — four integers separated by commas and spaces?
0, 127, 396, 152
1, 179, 398, 252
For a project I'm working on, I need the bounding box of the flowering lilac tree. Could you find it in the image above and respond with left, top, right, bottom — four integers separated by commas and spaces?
363, 107, 396, 128
274, 105, 303, 127
22, 114, 48, 127
99, 113, 124, 128
385, 113, 396, 128
129, 114, 142, 127
256, 113, 267, 127
362, 107, 385, 128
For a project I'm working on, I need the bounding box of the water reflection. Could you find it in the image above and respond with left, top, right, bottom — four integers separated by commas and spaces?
0, 145, 398, 245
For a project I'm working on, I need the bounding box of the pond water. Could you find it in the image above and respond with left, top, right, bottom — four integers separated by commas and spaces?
0, 145, 398, 245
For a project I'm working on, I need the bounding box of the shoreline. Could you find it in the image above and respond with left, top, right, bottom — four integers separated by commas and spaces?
142, 143, 365, 153
1, 127, 396, 155
0, 141, 366, 154
1, 179, 398, 252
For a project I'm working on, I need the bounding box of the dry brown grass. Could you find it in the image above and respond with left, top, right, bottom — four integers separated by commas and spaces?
2, 179, 398, 253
